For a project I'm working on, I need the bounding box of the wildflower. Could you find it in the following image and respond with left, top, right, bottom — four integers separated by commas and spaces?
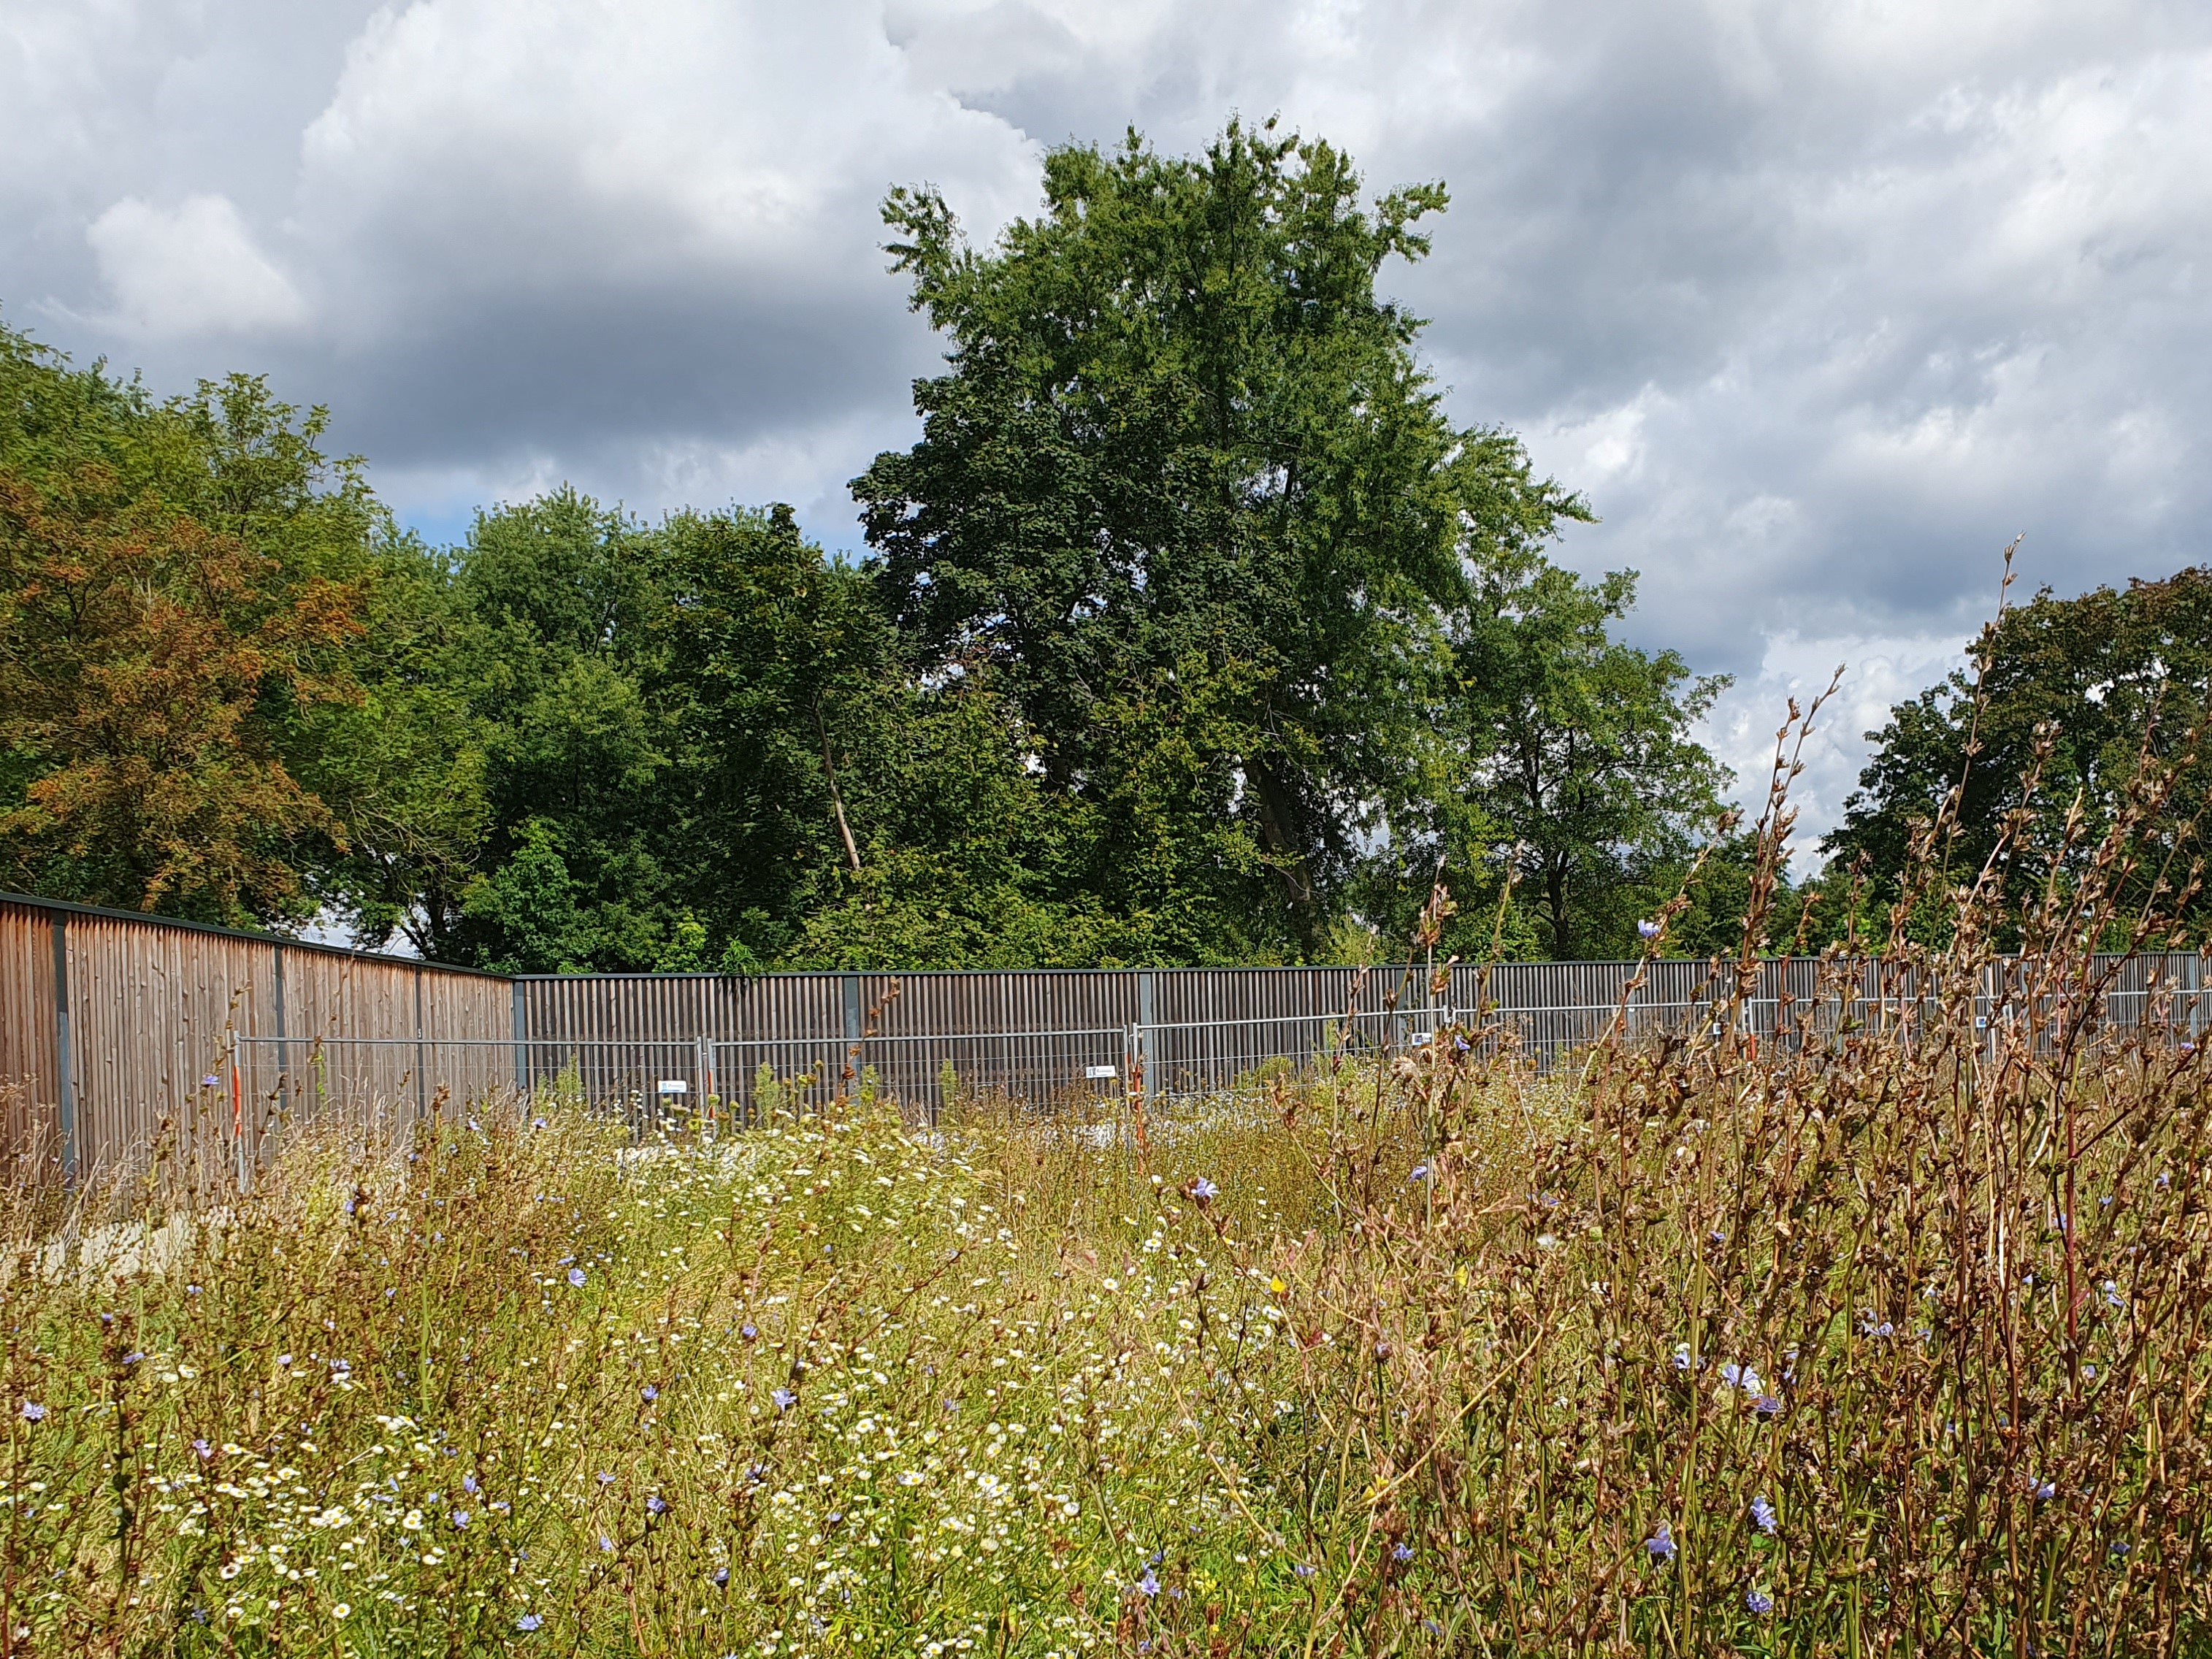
18, 1401, 45, 1422
463, 1474, 478, 1495
641, 1384, 658, 1402
517, 1613, 543, 1632
646, 1495, 669, 1515
1746, 1587, 1775, 1616
276, 1354, 291, 1368
740, 1322, 758, 1340
2102, 1281, 2126, 1311
1190, 1176, 1219, 1203
713, 1566, 730, 1587
331, 1603, 351, 1620
1752, 1393, 1783, 1419
1135, 1568, 1160, 1596
1672, 1344, 1692, 1373
202, 1074, 221, 1087
1638, 919, 1661, 940
1408, 1165, 1431, 1183
120, 1352, 142, 1365
1721, 1362, 1764, 1395
1393, 1542, 1415, 1562
1645, 1522, 1677, 1562
193, 1438, 213, 1460
2035, 1479, 2056, 1501
772, 1387, 797, 1411
596, 1471, 616, 1486
600, 1536, 615, 1553
451, 1510, 469, 1528
567, 1268, 586, 1289
186, 1284, 203, 1296
532, 1118, 548, 1130
1750, 1495, 1777, 1535
1293, 1562, 1315, 1578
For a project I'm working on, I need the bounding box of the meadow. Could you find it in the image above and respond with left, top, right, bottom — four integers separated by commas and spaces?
8, 735, 2212, 1657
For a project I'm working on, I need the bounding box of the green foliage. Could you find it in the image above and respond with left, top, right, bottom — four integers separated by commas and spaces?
1, 120, 1745, 968
856, 120, 1597, 959
1822, 567, 2212, 942
0, 318, 477, 930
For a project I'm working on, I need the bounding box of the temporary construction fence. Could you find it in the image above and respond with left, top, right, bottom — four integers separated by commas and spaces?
4, 888, 2209, 1184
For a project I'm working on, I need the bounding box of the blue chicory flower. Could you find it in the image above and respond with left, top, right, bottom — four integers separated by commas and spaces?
516, 1614, 542, 1632
773, 1387, 797, 1411
1135, 1568, 1160, 1596
1409, 1165, 1431, 1183
1393, 1542, 1415, 1562
1190, 1177, 1219, 1202
1645, 1522, 1677, 1562
641, 1384, 658, 1401
568, 1268, 586, 1288
1750, 1495, 1777, 1535
1746, 1587, 1775, 1615
646, 1495, 669, 1516
18, 1401, 45, 1423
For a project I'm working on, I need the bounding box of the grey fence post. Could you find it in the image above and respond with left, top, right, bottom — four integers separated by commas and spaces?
272, 942, 289, 1096
1136, 970, 1155, 1106
413, 966, 427, 1120
511, 980, 527, 1098
50, 913, 76, 1185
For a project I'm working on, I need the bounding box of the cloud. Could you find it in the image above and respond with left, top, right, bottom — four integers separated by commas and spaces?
85, 193, 308, 337
7, 0, 2212, 846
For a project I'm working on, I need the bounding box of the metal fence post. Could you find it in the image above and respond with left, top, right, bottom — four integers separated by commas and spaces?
413, 966, 427, 1120
1137, 970, 1155, 1106
272, 942, 288, 1097
50, 913, 76, 1185
512, 980, 527, 1098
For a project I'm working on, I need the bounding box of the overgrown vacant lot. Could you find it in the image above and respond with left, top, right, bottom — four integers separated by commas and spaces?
7, 973, 2212, 1657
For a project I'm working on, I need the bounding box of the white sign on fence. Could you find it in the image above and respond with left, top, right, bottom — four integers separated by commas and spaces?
1083, 1065, 1118, 1081
657, 1079, 689, 1096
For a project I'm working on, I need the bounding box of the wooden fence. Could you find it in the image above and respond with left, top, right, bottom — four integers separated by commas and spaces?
5, 889, 2209, 1182
0, 893, 510, 1184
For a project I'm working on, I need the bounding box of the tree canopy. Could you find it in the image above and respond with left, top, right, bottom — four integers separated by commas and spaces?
0, 122, 1752, 969
1819, 567, 2212, 945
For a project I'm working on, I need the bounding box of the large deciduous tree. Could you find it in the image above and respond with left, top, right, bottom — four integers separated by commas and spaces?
854, 120, 1589, 958
0, 323, 475, 931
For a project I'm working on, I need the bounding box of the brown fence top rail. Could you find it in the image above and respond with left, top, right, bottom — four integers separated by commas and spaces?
0, 889, 508, 979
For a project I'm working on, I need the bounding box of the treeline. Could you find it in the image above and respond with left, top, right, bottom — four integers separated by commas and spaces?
5, 123, 2186, 970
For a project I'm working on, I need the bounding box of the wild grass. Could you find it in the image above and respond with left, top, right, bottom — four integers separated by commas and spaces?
8, 689, 2212, 1655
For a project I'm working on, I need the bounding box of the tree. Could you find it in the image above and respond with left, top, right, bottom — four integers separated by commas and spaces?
1453, 553, 1731, 959
1822, 567, 2212, 940
0, 322, 469, 930
854, 120, 1587, 959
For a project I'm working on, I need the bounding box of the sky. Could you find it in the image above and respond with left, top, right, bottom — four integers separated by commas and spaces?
7, 0, 2211, 857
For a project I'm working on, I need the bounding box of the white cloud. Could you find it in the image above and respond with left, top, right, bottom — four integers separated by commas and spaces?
85, 192, 307, 337
1700, 628, 1975, 870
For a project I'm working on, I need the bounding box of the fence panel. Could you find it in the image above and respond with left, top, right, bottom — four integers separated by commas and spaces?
10, 887, 2212, 1181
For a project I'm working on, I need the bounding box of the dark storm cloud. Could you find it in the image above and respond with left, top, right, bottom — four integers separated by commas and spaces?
7, 0, 2212, 839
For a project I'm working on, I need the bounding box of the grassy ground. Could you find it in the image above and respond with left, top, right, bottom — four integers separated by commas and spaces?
5, 984, 2211, 1657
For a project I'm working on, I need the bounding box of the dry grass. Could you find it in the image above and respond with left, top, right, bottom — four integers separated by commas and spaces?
7, 696, 2212, 1655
